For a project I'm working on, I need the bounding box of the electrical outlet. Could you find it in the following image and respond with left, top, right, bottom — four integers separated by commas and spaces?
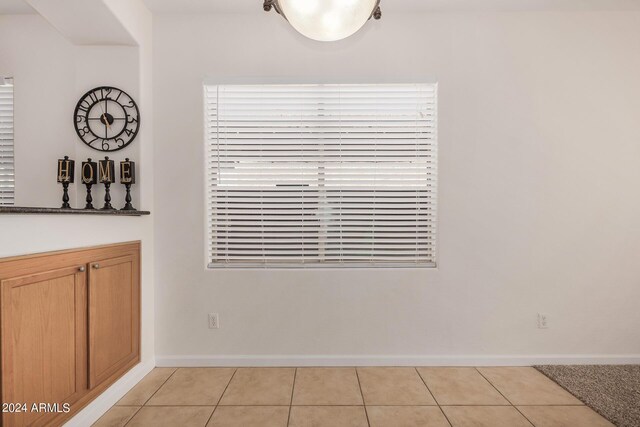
208, 313, 219, 329
537, 313, 549, 329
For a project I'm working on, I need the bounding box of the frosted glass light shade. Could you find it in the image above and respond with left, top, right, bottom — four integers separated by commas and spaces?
278, 0, 378, 42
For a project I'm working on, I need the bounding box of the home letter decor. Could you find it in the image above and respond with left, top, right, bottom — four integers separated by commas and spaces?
120, 158, 136, 211
81, 158, 98, 209
99, 156, 115, 210
57, 155, 75, 209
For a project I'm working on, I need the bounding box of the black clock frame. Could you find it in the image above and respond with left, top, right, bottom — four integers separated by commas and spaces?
73, 86, 140, 152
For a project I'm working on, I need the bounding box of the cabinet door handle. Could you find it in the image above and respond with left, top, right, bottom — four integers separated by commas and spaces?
92, 263, 100, 269
78, 266, 86, 272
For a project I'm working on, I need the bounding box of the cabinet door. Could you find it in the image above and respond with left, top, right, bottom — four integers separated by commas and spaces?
88, 254, 140, 389
1, 265, 87, 427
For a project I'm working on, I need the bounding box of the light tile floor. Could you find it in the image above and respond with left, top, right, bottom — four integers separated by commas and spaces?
93, 366, 614, 427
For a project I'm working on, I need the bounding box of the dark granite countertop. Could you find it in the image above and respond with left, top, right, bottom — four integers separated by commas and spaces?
0, 206, 150, 216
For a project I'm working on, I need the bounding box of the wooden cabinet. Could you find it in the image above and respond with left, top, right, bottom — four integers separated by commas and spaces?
0, 242, 140, 427
1, 266, 87, 427
88, 254, 139, 389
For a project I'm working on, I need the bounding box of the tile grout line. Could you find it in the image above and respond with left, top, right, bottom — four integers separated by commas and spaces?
474, 367, 535, 427
414, 367, 453, 427
119, 406, 143, 427
414, 367, 440, 406
474, 368, 515, 406
125, 405, 239, 407
286, 368, 297, 427
119, 403, 590, 408
437, 406, 454, 427
205, 368, 238, 427
121, 367, 180, 427
142, 368, 179, 406
354, 368, 371, 427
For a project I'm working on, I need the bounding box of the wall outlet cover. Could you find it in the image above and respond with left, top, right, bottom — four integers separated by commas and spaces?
208, 313, 219, 329
537, 313, 549, 329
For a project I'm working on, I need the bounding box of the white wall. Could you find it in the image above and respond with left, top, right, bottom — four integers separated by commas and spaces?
0, 15, 75, 207
153, 11, 640, 364
0, 14, 142, 208
0, 7, 155, 426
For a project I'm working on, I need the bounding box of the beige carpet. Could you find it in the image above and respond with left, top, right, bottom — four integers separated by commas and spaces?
535, 365, 640, 427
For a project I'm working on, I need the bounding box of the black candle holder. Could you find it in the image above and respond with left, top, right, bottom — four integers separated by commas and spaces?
57, 155, 75, 209
122, 183, 135, 211
61, 182, 71, 209
99, 157, 115, 211
120, 158, 137, 211
102, 182, 114, 210
81, 158, 98, 210
84, 183, 95, 209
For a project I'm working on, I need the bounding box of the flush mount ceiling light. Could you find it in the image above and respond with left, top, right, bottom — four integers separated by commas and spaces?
263, 0, 382, 42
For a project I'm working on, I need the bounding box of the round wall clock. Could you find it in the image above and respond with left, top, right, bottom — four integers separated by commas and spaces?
74, 86, 140, 152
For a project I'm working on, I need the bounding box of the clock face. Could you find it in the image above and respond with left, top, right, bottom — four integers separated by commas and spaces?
74, 86, 140, 152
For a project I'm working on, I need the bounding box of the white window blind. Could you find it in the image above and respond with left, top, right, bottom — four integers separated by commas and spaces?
0, 78, 14, 206
205, 83, 437, 268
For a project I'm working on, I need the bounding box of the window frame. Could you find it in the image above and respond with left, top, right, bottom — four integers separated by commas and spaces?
203, 82, 439, 269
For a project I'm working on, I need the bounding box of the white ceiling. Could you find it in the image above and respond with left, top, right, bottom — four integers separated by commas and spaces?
3, 0, 639, 15
142, 0, 640, 13
24, 0, 136, 45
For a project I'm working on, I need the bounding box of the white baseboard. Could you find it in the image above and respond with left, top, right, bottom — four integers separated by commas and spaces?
155, 354, 640, 367
63, 359, 155, 427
